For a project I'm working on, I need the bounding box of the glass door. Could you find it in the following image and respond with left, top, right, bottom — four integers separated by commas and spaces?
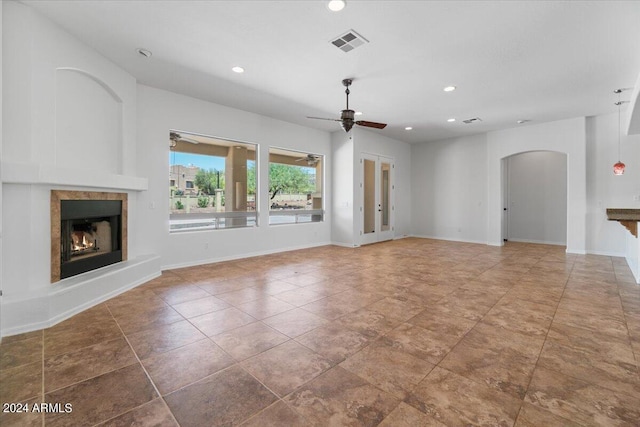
361, 154, 394, 245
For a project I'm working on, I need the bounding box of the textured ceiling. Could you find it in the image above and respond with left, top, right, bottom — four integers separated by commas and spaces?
23, 0, 640, 143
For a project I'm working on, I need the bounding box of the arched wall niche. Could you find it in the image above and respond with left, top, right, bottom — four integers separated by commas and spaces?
54, 67, 123, 174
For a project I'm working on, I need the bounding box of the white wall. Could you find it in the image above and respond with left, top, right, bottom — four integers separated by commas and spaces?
2, 4, 137, 173
136, 85, 333, 269
0, 1, 4, 338
586, 113, 640, 255
505, 151, 567, 245
410, 114, 640, 256
628, 72, 640, 135
331, 132, 355, 246
411, 134, 488, 244
1, 2, 156, 336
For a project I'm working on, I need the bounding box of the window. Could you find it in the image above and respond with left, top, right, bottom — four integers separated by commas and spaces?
269, 148, 323, 225
169, 131, 257, 231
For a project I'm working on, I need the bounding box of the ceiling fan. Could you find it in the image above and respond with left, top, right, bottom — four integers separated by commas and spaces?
307, 79, 387, 132
169, 131, 199, 148
295, 154, 321, 166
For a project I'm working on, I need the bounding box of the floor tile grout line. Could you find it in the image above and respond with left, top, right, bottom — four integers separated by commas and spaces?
513, 255, 578, 426
613, 260, 640, 373
103, 303, 182, 427
160, 361, 241, 397
534, 268, 640, 397
363, 254, 526, 422
89, 399, 170, 427
427, 254, 571, 425
207, 321, 291, 363
234, 362, 312, 420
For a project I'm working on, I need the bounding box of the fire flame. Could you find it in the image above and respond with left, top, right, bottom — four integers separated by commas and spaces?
72, 232, 95, 252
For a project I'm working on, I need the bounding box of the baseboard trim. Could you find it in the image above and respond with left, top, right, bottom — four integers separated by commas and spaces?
507, 238, 566, 246
331, 241, 360, 248
162, 241, 334, 271
410, 234, 488, 245
584, 250, 625, 257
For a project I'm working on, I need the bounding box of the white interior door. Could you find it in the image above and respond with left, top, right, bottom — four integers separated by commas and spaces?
361, 154, 394, 245
503, 157, 510, 242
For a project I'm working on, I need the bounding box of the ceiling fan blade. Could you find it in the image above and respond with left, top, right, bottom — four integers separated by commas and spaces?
307, 116, 341, 122
356, 120, 387, 129
180, 136, 199, 144
170, 132, 200, 144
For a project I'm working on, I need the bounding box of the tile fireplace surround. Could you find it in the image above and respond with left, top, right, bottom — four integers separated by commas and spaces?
50, 190, 128, 283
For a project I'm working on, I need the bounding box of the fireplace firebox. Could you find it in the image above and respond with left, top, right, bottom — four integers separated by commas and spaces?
51, 191, 128, 283
60, 200, 122, 279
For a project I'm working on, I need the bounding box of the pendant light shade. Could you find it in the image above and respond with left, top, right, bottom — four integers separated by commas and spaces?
613, 161, 625, 175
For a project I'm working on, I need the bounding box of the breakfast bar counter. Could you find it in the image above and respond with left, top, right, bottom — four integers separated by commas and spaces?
607, 208, 640, 283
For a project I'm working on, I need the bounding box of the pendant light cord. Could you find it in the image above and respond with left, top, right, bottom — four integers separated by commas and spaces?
617, 91, 621, 162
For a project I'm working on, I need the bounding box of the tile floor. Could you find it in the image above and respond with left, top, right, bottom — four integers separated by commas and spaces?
1, 238, 640, 426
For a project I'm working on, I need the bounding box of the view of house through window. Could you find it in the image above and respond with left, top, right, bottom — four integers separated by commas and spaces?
269, 148, 324, 224
169, 131, 256, 231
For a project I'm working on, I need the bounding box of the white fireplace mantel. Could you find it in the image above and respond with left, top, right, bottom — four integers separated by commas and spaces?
1, 161, 148, 191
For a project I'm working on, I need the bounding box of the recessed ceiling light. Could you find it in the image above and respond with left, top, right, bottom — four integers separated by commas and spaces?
327, 0, 346, 12
447, 118, 456, 122
443, 86, 456, 92
232, 66, 245, 73
355, 111, 363, 116
136, 48, 152, 58
405, 127, 413, 131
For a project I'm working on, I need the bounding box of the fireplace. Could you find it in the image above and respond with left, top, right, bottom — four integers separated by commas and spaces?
51, 191, 128, 282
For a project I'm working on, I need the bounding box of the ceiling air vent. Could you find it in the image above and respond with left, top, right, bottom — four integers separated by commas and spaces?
330, 30, 369, 53
462, 117, 483, 124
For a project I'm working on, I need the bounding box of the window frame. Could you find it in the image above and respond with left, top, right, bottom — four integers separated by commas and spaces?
267, 146, 325, 226
168, 130, 258, 233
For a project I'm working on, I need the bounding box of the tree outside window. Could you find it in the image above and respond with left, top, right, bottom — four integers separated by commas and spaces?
169, 131, 257, 231
268, 148, 323, 224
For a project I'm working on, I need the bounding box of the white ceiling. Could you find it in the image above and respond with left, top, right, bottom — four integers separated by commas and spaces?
23, 0, 640, 144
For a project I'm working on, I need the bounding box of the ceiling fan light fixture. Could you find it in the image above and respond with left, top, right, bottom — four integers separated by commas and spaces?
307, 79, 386, 132
232, 66, 245, 73
447, 118, 456, 123
443, 86, 456, 92
341, 109, 355, 132
327, 0, 346, 12
405, 127, 413, 130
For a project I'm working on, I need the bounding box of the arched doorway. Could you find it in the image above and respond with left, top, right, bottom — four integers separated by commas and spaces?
487, 118, 587, 253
